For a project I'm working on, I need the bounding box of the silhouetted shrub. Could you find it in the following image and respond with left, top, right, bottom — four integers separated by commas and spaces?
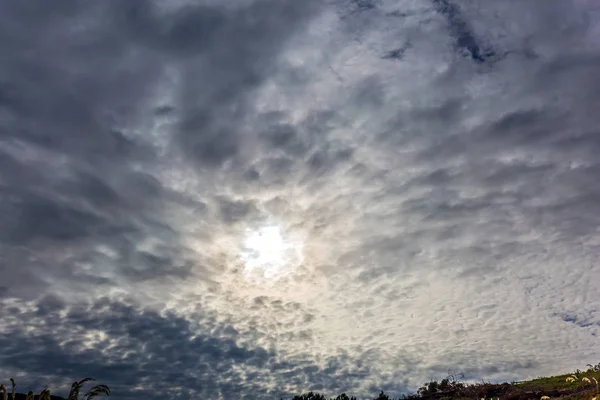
291, 392, 328, 400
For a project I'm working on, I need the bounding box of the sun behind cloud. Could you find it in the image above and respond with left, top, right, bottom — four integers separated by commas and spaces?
241, 225, 304, 281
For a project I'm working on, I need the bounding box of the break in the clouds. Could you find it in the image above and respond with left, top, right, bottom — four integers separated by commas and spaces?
1, 0, 600, 399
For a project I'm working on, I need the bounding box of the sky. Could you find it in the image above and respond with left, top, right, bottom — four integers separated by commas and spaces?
1, 0, 600, 399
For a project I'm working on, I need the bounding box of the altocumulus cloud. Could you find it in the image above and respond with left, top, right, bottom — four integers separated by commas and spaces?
1, 0, 600, 399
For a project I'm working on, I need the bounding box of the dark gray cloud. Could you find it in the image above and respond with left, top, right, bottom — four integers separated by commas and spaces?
432, 0, 496, 63
0, 295, 410, 400
218, 197, 258, 224
172, 0, 321, 169
0, 0, 319, 287
0, 296, 275, 399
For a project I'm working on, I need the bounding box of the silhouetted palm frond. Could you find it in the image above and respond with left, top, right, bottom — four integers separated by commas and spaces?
68, 378, 96, 400
83, 384, 110, 400
39, 389, 51, 400
9, 378, 15, 400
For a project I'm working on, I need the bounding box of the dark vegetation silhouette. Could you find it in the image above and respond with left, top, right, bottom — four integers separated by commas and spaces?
4, 363, 600, 400
283, 363, 600, 400
0, 377, 109, 400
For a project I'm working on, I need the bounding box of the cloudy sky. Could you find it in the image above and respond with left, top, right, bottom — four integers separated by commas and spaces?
1, 0, 600, 399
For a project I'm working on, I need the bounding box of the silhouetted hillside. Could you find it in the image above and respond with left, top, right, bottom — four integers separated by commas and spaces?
10, 394, 66, 400
284, 362, 600, 400
5, 363, 600, 400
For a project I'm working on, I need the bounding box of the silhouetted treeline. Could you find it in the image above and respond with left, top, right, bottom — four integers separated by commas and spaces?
283, 362, 600, 400
282, 373, 468, 400
7, 394, 66, 400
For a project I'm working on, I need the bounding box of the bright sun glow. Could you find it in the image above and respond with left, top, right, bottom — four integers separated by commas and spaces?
242, 225, 302, 280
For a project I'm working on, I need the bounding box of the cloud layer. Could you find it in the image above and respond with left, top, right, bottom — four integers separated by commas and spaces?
1, 0, 600, 399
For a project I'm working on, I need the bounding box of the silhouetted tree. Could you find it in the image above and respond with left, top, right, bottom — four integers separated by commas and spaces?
373, 390, 392, 400
291, 392, 327, 400
334, 394, 357, 400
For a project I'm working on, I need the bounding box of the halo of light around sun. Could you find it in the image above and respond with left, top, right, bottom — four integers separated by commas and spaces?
241, 225, 304, 281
